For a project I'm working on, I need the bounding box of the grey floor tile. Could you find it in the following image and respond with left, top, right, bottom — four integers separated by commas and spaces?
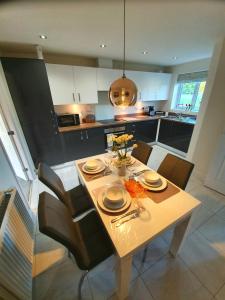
88, 255, 139, 300
141, 254, 205, 300
133, 236, 169, 274
198, 214, 225, 253
109, 277, 154, 300
179, 231, 225, 295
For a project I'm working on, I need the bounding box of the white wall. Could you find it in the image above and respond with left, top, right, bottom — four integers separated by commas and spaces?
0, 143, 17, 191
187, 38, 225, 178
162, 58, 211, 112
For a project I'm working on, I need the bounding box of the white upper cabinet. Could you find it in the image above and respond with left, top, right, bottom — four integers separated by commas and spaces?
97, 68, 122, 91
73, 66, 98, 104
46, 64, 98, 105
126, 70, 171, 101
46, 64, 75, 105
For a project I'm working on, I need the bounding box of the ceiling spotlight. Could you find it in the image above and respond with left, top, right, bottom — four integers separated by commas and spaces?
142, 51, 148, 55
39, 35, 47, 39
172, 56, 178, 60
100, 44, 107, 48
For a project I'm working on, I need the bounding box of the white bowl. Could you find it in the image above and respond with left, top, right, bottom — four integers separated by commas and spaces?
85, 159, 99, 170
104, 186, 124, 205
144, 170, 160, 184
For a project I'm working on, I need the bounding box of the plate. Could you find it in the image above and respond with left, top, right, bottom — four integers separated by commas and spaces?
113, 156, 136, 166
103, 196, 127, 210
140, 176, 162, 188
97, 189, 131, 213
82, 161, 105, 174
138, 174, 168, 191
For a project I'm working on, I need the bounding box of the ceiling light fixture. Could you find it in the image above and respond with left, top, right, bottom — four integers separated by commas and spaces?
109, 0, 137, 107
142, 51, 148, 55
39, 34, 47, 39
172, 56, 178, 60
100, 44, 107, 48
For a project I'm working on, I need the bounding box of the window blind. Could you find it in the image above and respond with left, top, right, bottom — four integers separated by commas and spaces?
177, 71, 208, 83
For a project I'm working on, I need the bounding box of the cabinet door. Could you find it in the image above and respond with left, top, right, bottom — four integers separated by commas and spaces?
74, 67, 98, 104
84, 127, 105, 156
133, 120, 158, 143
156, 73, 171, 100
97, 68, 122, 91
46, 64, 75, 105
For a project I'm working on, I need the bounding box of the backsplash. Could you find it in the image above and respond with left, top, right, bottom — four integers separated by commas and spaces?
54, 91, 167, 122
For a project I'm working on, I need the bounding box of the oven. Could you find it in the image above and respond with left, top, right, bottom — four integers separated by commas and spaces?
104, 126, 126, 150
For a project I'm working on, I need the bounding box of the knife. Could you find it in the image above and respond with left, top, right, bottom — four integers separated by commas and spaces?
111, 209, 138, 223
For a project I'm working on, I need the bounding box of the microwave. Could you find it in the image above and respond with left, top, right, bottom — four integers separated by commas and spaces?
57, 114, 80, 127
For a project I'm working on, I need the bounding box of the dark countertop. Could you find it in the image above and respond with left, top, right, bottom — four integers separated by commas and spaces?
58, 114, 196, 133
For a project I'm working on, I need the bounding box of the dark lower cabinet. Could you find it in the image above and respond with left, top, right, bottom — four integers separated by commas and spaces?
61, 127, 105, 162
158, 119, 194, 153
127, 120, 158, 143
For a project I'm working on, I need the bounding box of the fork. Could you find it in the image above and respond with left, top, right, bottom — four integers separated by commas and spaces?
115, 212, 139, 227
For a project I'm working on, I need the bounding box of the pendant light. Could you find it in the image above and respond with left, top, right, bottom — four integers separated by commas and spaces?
109, 0, 137, 107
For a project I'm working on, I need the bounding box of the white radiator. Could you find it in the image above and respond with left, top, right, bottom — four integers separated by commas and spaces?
0, 189, 34, 300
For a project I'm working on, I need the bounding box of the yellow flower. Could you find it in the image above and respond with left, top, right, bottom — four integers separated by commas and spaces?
132, 143, 138, 149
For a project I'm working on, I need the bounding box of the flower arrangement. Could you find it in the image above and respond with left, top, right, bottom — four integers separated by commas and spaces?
111, 134, 138, 166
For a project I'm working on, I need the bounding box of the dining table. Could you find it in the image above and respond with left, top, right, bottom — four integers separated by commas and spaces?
75, 153, 201, 300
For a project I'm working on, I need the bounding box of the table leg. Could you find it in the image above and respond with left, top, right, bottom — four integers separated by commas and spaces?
116, 255, 132, 300
169, 215, 191, 257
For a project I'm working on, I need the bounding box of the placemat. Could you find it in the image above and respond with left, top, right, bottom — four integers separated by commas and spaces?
78, 160, 112, 182
144, 181, 180, 203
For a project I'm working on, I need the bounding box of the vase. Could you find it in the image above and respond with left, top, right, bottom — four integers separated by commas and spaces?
117, 163, 126, 176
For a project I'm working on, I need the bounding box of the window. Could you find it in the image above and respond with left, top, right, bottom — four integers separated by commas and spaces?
172, 71, 207, 112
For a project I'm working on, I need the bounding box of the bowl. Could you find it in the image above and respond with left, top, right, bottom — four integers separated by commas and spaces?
85, 159, 99, 170
144, 170, 160, 184
104, 186, 124, 205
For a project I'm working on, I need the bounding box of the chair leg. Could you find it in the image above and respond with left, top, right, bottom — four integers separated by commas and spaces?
142, 246, 148, 263
78, 270, 88, 300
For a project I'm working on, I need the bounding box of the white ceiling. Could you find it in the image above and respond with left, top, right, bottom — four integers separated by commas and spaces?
0, 0, 225, 66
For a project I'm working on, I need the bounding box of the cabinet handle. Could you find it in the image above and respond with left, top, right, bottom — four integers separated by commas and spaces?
72, 92, 76, 102
86, 130, 89, 139
78, 93, 81, 102
80, 131, 83, 140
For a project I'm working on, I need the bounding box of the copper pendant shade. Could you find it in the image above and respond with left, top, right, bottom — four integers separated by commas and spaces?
109, 0, 137, 107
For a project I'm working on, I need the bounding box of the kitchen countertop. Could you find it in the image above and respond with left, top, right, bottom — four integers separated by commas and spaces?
58, 115, 196, 133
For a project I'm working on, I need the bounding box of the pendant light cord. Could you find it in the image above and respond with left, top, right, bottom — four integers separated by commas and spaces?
122, 0, 126, 78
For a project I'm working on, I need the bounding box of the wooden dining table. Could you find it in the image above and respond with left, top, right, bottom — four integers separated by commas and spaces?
75, 153, 201, 300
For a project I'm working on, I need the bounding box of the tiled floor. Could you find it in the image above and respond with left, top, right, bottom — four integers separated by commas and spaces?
32, 145, 225, 300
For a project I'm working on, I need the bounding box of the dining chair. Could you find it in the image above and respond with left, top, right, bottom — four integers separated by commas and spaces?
142, 153, 194, 263
38, 162, 94, 218
38, 191, 114, 300
157, 153, 194, 190
131, 140, 153, 165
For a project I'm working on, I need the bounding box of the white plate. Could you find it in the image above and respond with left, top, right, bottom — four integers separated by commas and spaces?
113, 156, 136, 166
97, 189, 131, 213
140, 176, 162, 188
138, 174, 168, 191
82, 161, 105, 174
103, 196, 127, 210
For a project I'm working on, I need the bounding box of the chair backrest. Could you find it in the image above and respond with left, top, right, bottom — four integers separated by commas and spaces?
131, 140, 153, 165
157, 153, 194, 190
38, 162, 67, 204
38, 192, 92, 270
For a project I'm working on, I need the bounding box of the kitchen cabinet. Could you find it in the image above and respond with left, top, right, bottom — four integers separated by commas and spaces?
46, 64, 75, 105
97, 68, 122, 90
62, 127, 105, 162
46, 64, 98, 105
158, 119, 194, 153
125, 71, 171, 101
1, 58, 65, 167
127, 120, 158, 143
73, 66, 98, 104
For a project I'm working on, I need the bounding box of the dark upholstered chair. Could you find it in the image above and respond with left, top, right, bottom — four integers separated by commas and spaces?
157, 153, 194, 190
38, 192, 113, 299
142, 153, 194, 263
38, 162, 94, 218
131, 141, 153, 165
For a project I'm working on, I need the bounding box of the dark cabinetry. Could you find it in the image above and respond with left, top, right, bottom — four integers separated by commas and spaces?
158, 119, 194, 153
1, 57, 64, 166
127, 120, 158, 143
61, 127, 105, 162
